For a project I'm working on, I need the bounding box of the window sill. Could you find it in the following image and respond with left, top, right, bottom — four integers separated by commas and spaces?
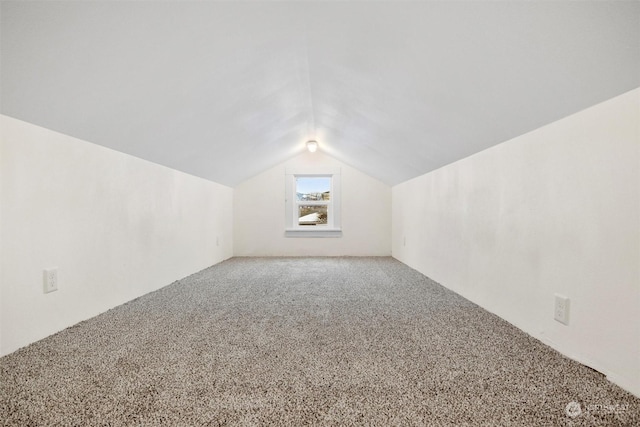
285, 228, 342, 238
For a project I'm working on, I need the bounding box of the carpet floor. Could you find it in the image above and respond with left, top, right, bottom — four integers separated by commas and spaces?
1, 257, 638, 426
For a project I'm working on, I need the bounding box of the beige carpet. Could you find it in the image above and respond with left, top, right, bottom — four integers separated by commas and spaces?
1, 257, 638, 426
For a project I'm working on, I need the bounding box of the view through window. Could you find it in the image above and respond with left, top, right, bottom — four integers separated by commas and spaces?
296, 177, 331, 226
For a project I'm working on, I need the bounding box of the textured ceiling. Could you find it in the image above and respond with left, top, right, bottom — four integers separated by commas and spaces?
1, 1, 639, 186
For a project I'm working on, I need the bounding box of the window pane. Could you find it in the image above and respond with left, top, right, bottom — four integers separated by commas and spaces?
296, 177, 331, 201
298, 205, 328, 225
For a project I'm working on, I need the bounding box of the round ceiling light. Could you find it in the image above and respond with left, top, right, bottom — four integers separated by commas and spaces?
307, 140, 318, 153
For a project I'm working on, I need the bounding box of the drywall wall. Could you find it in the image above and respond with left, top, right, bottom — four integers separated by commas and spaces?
392, 89, 640, 396
0, 115, 233, 356
234, 151, 391, 256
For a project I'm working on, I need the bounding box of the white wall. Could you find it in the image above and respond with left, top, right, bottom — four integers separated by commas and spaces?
392, 89, 640, 396
234, 151, 391, 256
0, 115, 233, 356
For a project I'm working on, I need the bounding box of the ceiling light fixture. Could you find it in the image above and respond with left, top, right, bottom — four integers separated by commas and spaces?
306, 140, 318, 153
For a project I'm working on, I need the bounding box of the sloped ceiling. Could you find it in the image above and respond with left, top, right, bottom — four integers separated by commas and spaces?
1, 1, 639, 187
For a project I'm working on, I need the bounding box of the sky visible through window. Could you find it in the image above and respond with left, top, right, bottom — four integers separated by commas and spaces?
296, 177, 330, 195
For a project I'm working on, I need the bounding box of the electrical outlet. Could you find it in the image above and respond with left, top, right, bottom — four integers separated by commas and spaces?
554, 294, 570, 325
216, 236, 220, 246
403, 236, 406, 246
43, 268, 58, 293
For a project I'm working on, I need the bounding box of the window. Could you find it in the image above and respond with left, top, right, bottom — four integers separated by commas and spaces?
285, 168, 341, 237
296, 177, 331, 226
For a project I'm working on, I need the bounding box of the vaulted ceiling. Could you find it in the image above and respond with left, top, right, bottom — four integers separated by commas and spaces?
2, 1, 639, 186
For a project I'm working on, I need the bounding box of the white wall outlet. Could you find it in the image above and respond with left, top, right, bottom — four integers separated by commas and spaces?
43, 268, 58, 293
216, 236, 220, 246
403, 236, 406, 246
554, 294, 570, 325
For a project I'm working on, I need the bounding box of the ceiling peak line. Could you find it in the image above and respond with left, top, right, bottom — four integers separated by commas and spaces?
302, 34, 317, 142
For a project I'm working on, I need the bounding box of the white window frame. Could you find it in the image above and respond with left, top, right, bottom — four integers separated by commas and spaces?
285, 168, 342, 238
